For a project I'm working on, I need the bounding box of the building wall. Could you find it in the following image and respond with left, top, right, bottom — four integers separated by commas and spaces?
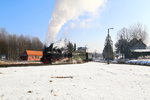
27, 55, 42, 61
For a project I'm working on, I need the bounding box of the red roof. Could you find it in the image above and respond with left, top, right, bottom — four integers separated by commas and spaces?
26, 50, 42, 56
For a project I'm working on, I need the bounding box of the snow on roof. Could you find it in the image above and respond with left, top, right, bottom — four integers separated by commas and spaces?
132, 49, 150, 52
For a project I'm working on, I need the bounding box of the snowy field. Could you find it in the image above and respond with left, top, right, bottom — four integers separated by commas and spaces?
0, 62, 150, 100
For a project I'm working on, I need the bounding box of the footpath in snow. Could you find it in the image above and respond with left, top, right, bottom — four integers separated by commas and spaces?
0, 62, 150, 100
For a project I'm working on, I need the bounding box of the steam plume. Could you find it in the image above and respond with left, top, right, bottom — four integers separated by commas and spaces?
46, 0, 107, 46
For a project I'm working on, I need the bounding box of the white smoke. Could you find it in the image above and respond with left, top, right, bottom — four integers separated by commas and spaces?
46, 0, 107, 46
53, 38, 69, 49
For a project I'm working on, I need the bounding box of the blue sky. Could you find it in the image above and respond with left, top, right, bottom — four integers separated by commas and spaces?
0, 0, 150, 52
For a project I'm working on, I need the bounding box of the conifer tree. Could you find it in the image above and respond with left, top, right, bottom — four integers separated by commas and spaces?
102, 33, 114, 64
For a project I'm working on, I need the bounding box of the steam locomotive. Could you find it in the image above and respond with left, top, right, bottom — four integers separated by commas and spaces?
40, 43, 72, 64
40, 43, 93, 64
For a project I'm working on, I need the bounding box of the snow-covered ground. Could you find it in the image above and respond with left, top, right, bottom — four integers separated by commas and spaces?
126, 59, 150, 66
0, 62, 150, 100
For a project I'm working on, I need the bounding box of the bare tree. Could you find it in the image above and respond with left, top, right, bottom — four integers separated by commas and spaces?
0, 29, 8, 56
115, 28, 131, 58
31, 37, 43, 50
117, 28, 131, 42
129, 23, 148, 43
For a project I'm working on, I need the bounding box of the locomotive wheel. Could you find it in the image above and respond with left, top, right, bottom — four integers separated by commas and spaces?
44, 59, 52, 64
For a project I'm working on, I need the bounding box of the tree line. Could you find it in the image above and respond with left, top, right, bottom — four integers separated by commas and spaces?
103, 23, 148, 61
0, 28, 43, 60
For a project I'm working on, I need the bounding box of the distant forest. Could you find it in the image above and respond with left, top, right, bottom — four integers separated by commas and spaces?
0, 28, 43, 60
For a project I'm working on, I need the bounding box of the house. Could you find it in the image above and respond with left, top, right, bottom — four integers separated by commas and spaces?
130, 39, 148, 58
131, 49, 150, 59
20, 50, 43, 61
130, 39, 146, 50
